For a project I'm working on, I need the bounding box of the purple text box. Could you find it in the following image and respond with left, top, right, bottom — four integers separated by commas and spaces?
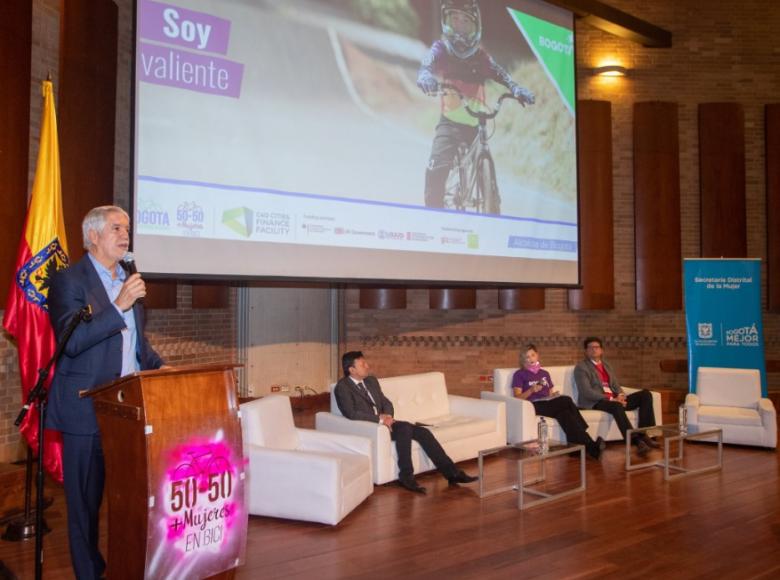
507, 236, 577, 252
138, 42, 244, 98
139, 0, 231, 55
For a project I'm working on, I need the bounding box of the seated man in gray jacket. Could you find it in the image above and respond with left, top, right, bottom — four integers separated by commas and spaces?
573, 337, 658, 455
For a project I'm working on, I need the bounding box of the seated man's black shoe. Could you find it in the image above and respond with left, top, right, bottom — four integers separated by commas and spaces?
643, 435, 661, 449
587, 436, 605, 459
635, 438, 651, 457
398, 477, 427, 494
447, 470, 478, 485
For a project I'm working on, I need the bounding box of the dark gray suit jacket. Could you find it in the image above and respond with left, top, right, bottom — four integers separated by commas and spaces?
574, 357, 622, 409
334, 375, 394, 423
46, 255, 164, 435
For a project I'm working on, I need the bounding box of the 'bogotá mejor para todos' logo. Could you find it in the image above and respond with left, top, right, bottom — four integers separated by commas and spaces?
16, 238, 69, 311
725, 324, 760, 346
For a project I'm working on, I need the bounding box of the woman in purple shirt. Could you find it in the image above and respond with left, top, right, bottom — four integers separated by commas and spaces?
512, 344, 605, 459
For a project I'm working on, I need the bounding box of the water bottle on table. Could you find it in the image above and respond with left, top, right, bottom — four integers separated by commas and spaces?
538, 417, 549, 454
678, 404, 687, 434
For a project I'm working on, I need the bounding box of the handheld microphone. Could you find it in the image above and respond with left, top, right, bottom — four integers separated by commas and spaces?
122, 251, 138, 276
121, 251, 144, 305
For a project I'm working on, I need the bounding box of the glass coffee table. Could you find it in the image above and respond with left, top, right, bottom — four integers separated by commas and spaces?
478, 440, 585, 510
625, 424, 723, 480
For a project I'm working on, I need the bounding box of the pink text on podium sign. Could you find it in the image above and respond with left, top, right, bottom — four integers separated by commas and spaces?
146, 434, 247, 579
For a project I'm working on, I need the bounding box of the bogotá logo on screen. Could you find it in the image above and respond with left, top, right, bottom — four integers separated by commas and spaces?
538, 33, 574, 56
138, 201, 171, 231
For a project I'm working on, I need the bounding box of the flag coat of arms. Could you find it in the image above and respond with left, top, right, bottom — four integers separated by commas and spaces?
3, 80, 69, 482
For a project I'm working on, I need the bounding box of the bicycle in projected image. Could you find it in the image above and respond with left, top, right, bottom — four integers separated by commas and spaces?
170, 447, 233, 510
439, 83, 528, 215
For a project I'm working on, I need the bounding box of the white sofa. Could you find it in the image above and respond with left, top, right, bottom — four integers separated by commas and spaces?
240, 395, 373, 525
482, 366, 662, 444
685, 367, 777, 448
315, 372, 506, 484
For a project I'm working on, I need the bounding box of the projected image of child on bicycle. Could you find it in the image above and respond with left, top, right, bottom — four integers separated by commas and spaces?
417, 0, 535, 214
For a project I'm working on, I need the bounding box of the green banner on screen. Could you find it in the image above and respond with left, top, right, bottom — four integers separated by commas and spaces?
508, 7, 575, 115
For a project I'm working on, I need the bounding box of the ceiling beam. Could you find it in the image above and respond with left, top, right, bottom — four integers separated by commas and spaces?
548, 0, 672, 47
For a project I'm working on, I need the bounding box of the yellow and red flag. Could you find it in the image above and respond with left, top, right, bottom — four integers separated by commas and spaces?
3, 80, 69, 483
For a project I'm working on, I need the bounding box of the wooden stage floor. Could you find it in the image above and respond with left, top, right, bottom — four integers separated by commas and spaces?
1, 439, 778, 579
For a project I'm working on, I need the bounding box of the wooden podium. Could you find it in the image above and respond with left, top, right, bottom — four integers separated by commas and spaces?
83, 363, 247, 580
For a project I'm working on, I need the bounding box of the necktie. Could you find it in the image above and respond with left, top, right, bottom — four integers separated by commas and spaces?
358, 382, 377, 412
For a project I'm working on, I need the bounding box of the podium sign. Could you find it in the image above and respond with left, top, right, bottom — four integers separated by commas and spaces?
85, 364, 247, 579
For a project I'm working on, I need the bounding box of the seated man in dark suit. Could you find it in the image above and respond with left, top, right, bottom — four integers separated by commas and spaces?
334, 351, 477, 494
573, 337, 659, 456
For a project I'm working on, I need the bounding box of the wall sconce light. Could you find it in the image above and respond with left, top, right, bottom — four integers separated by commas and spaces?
591, 65, 628, 77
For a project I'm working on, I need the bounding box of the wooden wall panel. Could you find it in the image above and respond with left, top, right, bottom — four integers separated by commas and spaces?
144, 280, 177, 309
767, 105, 780, 312
569, 100, 614, 310
359, 288, 407, 309
59, 0, 117, 263
192, 284, 229, 309
0, 1, 33, 306
498, 288, 545, 310
698, 103, 746, 257
634, 102, 682, 310
140, 279, 177, 309
429, 289, 476, 309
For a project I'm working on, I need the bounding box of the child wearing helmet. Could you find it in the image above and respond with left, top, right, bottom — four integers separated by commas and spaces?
417, 0, 534, 208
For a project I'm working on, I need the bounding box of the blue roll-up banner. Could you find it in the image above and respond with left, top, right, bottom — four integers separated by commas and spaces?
683, 259, 766, 395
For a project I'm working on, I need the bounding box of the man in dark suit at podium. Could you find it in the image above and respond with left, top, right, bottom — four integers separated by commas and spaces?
47, 205, 164, 580
335, 351, 477, 494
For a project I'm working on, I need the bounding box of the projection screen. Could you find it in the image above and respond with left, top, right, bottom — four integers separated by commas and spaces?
132, 0, 579, 284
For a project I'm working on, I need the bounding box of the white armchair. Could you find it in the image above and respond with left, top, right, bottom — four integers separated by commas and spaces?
483, 366, 662, 444
316, 372, 506, 484
240, 395, 373, 525
686, 367, 776, 448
